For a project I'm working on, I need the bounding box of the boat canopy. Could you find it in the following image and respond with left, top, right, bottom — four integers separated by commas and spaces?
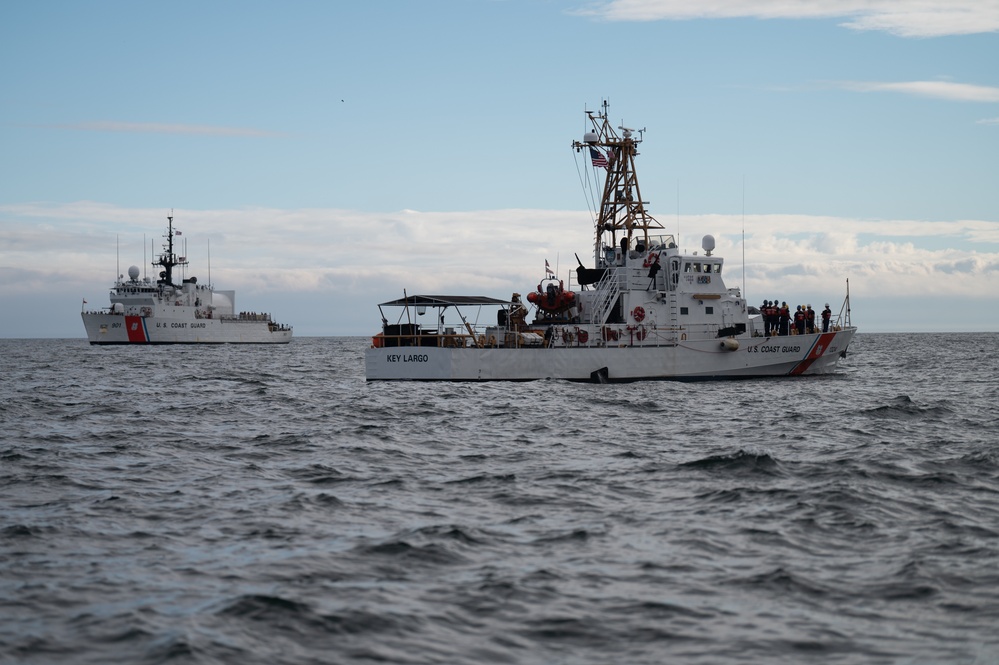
377, 295, 512, 307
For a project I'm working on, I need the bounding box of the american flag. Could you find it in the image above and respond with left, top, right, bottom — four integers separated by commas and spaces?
545, 259, 554, 275
589, 147, 608, 169
175, 230, 182, 236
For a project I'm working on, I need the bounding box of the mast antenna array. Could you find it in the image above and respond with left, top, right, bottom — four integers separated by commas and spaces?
572, 101, 664, 259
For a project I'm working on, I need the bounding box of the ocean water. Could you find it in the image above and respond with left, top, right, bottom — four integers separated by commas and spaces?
2, 333, 998, 665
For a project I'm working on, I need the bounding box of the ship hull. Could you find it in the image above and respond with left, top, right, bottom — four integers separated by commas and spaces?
365, 328, 855, 381
82, 313, 292, 344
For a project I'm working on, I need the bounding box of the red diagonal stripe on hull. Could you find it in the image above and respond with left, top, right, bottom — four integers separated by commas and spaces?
789, 332, 837, 375
125, 316, 147, 343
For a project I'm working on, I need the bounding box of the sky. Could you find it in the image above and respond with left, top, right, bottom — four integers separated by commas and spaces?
1, 0, 997, 338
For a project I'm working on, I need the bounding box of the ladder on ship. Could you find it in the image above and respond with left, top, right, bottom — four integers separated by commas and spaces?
665, 292, 681, 344
591, 268, 623, 325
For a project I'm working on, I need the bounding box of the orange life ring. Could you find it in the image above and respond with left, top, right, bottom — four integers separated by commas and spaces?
632, 306, 646, 322
578, 330, 589, 344
642, 252, 660, 268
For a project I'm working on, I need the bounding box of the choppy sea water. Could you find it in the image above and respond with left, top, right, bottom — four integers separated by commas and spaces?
2, 333, 998, 665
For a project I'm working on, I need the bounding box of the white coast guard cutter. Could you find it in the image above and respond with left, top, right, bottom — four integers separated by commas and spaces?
365, 103, 855, 381
81, 215, 292, 344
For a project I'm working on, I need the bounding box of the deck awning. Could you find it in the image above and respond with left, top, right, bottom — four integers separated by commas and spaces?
377, 295, 512, 307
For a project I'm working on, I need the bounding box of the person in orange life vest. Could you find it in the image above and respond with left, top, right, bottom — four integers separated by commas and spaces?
805, 304, 816, 333
821, 303, 832, 332
794, 305, 806, 335
779, 302, 791, 336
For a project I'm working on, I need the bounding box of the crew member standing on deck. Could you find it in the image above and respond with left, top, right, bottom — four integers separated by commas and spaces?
509, 293, 528, 331
805, 304, 816, 334
647, 255, 661, 290
822, 303, 832, 332
794, 305, 806, 335
779, 302, 791, 336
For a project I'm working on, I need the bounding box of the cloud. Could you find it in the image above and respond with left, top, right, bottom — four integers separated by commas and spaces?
44, 121, 282, 137
838, 80, 999, 103
1, 203, 997, 335
977, 117, 999, 125
575, 0, 999, 37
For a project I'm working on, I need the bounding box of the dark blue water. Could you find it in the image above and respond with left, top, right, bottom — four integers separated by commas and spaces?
2, 334, 998, 664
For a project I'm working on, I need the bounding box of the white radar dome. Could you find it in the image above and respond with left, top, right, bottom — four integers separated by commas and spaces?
583, 131, 599, 144
702, 235, 716, 256
128, 265, 140, 280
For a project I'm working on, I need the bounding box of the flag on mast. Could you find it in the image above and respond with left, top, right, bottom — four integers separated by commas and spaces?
589, 147, 608, 169
545, 259, 554, 276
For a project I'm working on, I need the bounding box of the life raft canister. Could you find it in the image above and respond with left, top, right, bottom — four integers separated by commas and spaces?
632, 306, 646, 322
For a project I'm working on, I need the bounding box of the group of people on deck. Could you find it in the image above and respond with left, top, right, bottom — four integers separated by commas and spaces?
760, 301, 833, 336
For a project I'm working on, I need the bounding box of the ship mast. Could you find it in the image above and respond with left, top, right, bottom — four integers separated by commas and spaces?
153, 213, 189, 288
573, 101, 663, 261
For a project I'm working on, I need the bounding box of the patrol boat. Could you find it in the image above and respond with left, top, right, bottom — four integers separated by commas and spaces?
81, 215, 293, 344
365, 103, 855, 381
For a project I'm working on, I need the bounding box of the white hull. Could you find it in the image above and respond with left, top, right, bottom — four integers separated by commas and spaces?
82, 312, 292, 344
366, 328, 855, 381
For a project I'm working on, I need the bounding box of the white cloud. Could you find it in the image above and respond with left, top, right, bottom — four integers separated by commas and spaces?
839, 80, 999, 103
977, 117, 999, 125
1, 203, 997, 335
576, 0, 999, 37
44, 121, 281, 137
